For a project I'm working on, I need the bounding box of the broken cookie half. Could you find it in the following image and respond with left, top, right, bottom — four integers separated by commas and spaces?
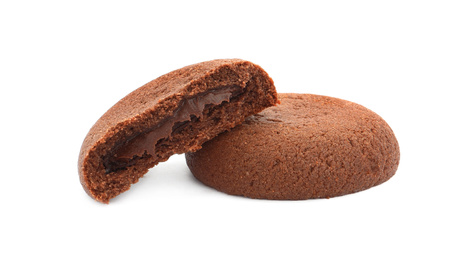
78, 59, 278, 203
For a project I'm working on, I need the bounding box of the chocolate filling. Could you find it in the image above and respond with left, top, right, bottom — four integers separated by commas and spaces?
104, 85, 243, 173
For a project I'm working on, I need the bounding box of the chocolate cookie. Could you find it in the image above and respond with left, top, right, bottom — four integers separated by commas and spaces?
186, 93, 400, 199
78, 59, 278, 203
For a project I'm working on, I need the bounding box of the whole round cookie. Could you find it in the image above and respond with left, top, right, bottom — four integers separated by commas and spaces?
186, 93, 400, 199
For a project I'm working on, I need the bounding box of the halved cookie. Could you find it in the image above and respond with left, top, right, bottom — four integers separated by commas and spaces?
79, 59, 278, 203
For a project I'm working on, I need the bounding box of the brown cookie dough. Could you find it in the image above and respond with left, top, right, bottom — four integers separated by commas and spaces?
186, 93, 400, 199
78, 59, 278, 203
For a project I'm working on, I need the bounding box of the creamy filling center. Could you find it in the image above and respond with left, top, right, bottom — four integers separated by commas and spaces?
104, 85, 242, 173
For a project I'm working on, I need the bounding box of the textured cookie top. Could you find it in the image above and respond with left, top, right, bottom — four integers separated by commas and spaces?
186, 93, 400, 200
233, 93, 384, 143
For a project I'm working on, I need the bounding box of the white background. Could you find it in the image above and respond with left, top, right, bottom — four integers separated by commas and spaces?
1, 0, 471, 259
